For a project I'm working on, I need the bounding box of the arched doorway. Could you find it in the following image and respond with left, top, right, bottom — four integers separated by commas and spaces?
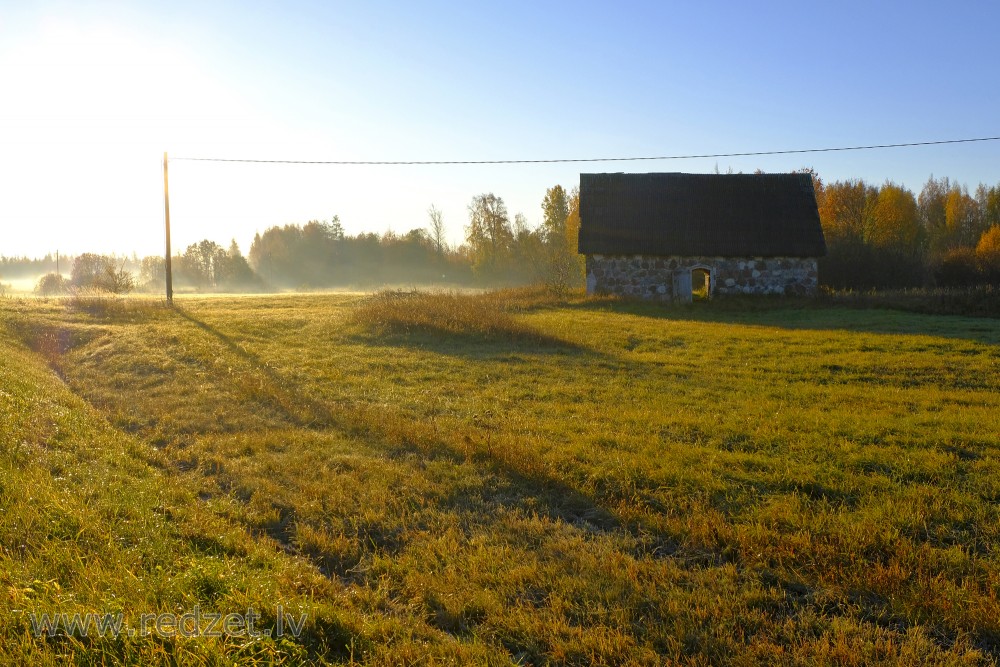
691, 266, 712, 300
672, 265, 713, 302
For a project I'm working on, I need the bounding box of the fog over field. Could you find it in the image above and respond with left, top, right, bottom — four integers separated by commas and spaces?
4, 277, 49, 293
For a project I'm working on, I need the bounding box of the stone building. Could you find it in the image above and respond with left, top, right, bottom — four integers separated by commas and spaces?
578, 172, 826, 301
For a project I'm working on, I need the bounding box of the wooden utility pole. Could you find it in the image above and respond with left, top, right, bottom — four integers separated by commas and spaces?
163, 152, 173, 302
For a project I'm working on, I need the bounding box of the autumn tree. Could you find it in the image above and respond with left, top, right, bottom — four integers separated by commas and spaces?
565, 187, 581, 253
977, 224, 1000, 282
944, 185, 978, 247
566, 187, 586, 284
920, 176, 962, 253
536, 184, 583, 294
466, 193, 514, 279
817, 179, 876, 243
541, 185, 570, 246
868, 182, 921, 253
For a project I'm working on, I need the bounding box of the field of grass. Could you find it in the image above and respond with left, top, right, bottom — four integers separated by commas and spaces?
1, 290, 999, 664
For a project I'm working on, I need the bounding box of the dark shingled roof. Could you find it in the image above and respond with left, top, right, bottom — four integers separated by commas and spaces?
578, 172, 826, 257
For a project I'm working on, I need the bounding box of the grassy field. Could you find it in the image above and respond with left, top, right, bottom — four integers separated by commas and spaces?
1, 290, 999, 665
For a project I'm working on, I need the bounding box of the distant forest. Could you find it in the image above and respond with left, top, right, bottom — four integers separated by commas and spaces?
812, 173, 1000, 289
3, 174, 1000, 295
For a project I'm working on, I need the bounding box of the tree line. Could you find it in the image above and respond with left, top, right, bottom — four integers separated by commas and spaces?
814, 174, 1000, 288
11, 172, 1000, 296
23, 185, 585, 295
243, 187, 584, 293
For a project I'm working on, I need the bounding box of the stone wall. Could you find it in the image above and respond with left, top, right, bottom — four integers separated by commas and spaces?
585, 254, 819, 301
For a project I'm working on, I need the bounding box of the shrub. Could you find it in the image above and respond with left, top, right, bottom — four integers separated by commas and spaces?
819, 239, 926, 290
351, 288, 572, 342
827, 286, 1000, 318
935, 247, 982, 287
34, 272, 69, 295
71, 253, 135, 294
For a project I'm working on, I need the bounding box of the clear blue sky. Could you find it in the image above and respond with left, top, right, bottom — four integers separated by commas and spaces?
1, 0, 998, 259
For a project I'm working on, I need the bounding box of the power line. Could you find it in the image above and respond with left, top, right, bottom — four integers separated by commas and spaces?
169, 135, 1000, 166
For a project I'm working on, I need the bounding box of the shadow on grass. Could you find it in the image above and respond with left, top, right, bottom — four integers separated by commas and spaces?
566, 296, 1000, 346
173, 306, 338, 429
174, 304, 615, 499
174, 304, 629, 553
172, 301, 751, 584
347, 327, 599, 361
349, 289, 601, 357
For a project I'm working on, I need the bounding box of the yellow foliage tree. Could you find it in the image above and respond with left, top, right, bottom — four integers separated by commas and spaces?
867, 183, 920, 252
976, 224, 1000, 280
465, 193, 514, 279
565, 187, 580, 252
565, 187, 585, 281
944, 186, 977, 246
817, 179, 875, 243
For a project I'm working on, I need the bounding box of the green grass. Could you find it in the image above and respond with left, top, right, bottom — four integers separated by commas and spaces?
1, 291, 999, 664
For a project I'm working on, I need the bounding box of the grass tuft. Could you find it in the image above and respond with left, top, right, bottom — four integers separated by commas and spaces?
351, 287, 576, 343
67, 291, 168, 320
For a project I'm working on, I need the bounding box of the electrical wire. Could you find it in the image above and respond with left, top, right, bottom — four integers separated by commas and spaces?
168, 135, 1000, 166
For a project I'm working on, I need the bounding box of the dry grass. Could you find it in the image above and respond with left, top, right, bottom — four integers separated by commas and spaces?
1, 291, 999, 664
67, 291, 168, 319
350, 287, 579, 343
